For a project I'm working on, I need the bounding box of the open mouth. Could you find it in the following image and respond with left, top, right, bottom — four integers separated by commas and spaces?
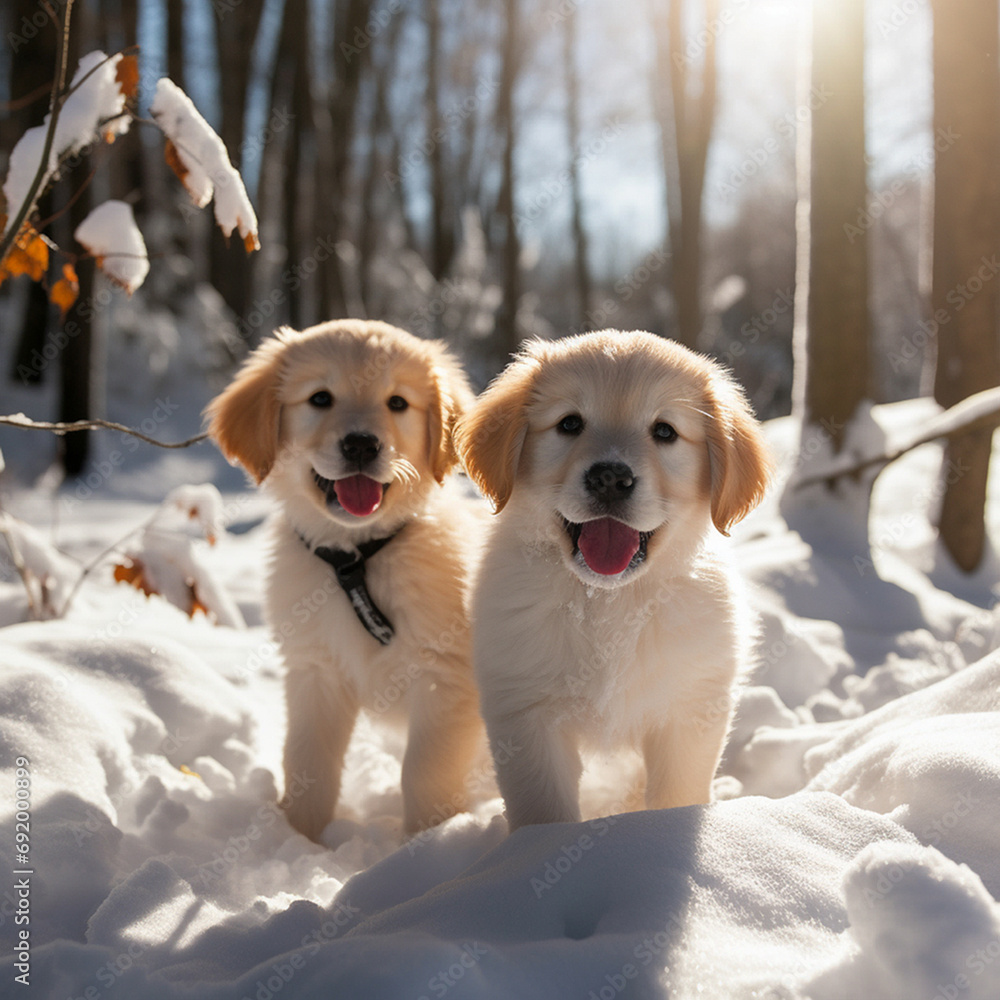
562, 517, 652, 576
313, 470, 387, 517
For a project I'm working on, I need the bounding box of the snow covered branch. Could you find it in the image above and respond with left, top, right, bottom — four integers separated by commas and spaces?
0, 9, 258, 309
794, 386, 1000, 490
0, 414, 208, 449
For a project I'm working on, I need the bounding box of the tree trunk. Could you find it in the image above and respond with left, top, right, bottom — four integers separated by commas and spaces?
563, 4, 592, 327
359, 34, 399, 314
930, 0, 1000, 572
649, 0, 719, 348
670, 0, 717, 348
798, 0, 870, 449
210, 0, 264, 325
426, 0, 454, 282
494, 0, 521, 360
60, 2, 101, 475
7, 0, 58, 385
166, 0, 185, 92
315, 0, 374, 322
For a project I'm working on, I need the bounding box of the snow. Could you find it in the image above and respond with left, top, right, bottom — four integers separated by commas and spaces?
3, 52, 130, 230
150, 79, 259, 249
1, 393, 1000, 998
74, 200, 150, 295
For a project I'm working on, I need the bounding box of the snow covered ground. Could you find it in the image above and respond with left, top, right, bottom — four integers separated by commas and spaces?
1, 390, 1000, 999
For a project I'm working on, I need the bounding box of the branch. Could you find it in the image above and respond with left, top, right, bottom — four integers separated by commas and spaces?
0, 514, 40, 620
0, 0, 74, 265
794, 387, 1000, 491
0, 414, 208, 449
57, 510, 156, 617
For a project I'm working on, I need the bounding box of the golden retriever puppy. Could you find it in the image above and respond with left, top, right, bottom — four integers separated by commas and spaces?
207, 320, 483, 841
455, 330, 770, 830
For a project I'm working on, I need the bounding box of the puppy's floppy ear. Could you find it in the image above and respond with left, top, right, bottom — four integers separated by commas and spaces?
455, 354, 538, 513
426, 345, 475, 484
205, 333, 288, 483
703, 370, 772, 535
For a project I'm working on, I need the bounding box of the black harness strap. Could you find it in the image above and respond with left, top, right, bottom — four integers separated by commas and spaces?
301, 531, 401, 645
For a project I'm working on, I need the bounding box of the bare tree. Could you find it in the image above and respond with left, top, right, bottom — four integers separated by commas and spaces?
211, 0, 265, 324
426, 0, 455, 281
563, 3, 592, 326
649, 0, 719, 348
795, 0, 870, 450
8, 0, 58, 386
314, 0, 375, 321
494, 0, 521, 359
930, 0, 1000, 571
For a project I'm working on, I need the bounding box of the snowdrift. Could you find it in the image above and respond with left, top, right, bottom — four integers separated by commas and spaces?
1, 404, 999, 999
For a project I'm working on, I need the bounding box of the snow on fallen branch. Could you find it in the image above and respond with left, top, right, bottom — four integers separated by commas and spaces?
0, 414, 207, 449
794, 386, 1000, 490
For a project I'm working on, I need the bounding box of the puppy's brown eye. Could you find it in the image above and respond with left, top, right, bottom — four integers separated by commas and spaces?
388, 395, 408, 412
653, 421, 678, 443
309, 390, 333, 408
556, 414, 585, 435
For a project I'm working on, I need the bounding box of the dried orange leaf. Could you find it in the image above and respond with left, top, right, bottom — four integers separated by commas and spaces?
113, 558, 157, 597
49, 263, 79, 320
163, 139, 190, 188
115, 54, 139, 101
1, 223, 50, 284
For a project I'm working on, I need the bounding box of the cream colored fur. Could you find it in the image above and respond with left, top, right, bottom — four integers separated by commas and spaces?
456, 330, 770, 830
207, 320, 483, 841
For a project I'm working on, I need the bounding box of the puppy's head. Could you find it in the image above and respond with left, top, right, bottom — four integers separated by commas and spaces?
206, 320, 471, 532
457, 330, 770, 587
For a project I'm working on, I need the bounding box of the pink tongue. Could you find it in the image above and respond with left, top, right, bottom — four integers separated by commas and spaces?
334, 475, 384, 517
577, 518, 641, 575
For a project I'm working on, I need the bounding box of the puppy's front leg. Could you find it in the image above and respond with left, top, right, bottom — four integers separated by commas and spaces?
282, 665, 359, 841
487, 711, 582, 830
401, 673, 481, 833
642, 714, 730, 810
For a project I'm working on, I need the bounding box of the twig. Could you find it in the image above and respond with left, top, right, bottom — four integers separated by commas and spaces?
0, 0, 74, 265
32, 164, 97, 233
1, 81, 55, 114
794, 388, 1000, 491
0, 414, 208, 449
0, 513, 40, 620
57, 511, 156, 617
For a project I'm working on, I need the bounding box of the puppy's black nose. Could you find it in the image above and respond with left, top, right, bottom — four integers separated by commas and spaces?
341, 432, 381, 468
584, 461, 636, 499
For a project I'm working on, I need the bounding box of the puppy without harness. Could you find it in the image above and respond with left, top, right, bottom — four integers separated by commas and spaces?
456, 330, 770, 830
